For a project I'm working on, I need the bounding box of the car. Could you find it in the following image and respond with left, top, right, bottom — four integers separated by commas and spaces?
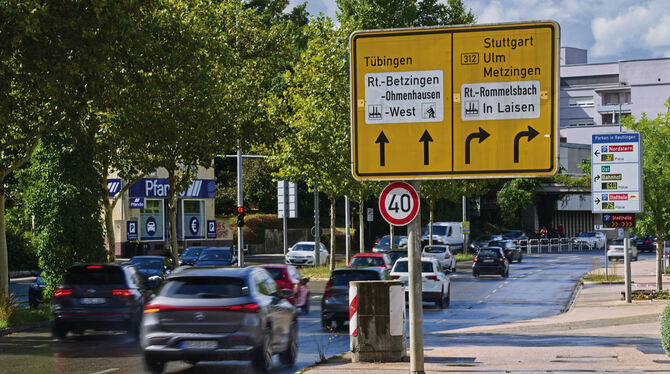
178, 246, 207, 266
285, 241, 329, 266
372, 235, 408, 253
469, 234, 503, 252
389, 257, 451, 308
141, 267, 297, 374
29, 271, 46, 309
472, 247, 509, 278
193, 247, 237, 267
321, 267, 388, 329
129, 256, 174, 288
421, 245, 456, 273
421, 222, 464, 252
348, 252, 393, 273
501, 230, 528, 241
51, 263, 151, 340
636, 235, 657, 252
607, 238, 638, 261
387, 249, 409, 266
488, 240, 522, 263
258, 264, 311, 313
573, 232, 607, 250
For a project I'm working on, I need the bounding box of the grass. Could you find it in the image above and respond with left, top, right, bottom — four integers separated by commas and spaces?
456, 253, 474, 261
583, 273, 623, 282
631, 289, 670, 300
298, 260, 348, 279
0, 297, 50, 330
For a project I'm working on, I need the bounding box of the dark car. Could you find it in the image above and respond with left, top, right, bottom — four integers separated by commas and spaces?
488, 240, 523, 263
472, 247, 509, 278
29, 271, 46, 309
321, 267, 387, 330
141, 267, 297, 374
469, 234, 503, 251
51, 263, 151, 340
179, 246, 207, 266
372, 235, 408, 253
258, 264, 311, 313
387, 249, 409, 266
636, 235, 657, 252
193, 247, 236, 267
130, 256, 173, 288
501, 230, 528, 241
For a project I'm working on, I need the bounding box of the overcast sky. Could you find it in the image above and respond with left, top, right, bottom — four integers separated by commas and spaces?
287, 0, 670, 63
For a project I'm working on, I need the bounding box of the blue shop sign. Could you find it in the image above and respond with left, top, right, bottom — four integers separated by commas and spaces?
129, 178, 215, 198
129, 197, 145, 209
189, 216, 200, 236
107, 179, 122, 197
207, 220, 217, 238
127, 221, 138, 241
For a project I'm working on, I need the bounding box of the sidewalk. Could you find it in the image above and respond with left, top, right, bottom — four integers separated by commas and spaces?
306, 259, 670, 373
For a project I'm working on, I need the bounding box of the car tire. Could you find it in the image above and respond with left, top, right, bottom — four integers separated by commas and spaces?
451, 262, 456, 273
301, 292, 310, 314
437, 290, 445, 309
502, 269, 509, 278
444, 285, 450, 308
473, 272, 479, 278
144, 355, 165, 374
253, 330, 273, 374
279, 322, 298, 366
321, 318, 330, 330
518, 254, 523, 263
335, 320, 345, 330
633, 256, 638, 261
52, 322, 68, 340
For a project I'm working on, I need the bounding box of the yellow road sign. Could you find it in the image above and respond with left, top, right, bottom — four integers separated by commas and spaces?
350, 21, 560, 180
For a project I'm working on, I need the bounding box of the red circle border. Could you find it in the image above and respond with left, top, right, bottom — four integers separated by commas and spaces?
378, 182, 419, 226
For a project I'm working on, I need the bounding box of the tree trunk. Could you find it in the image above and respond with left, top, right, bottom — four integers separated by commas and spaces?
657, 222, 663, 291
359, 196, 364, 253
102, 196, 116, 263
0, 192, 8, 304
429, 199, 434, 246
167, 170, 180, 266
330, 198, 336, 271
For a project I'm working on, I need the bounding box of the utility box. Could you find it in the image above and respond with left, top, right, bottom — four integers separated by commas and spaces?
349, 280, 406, 362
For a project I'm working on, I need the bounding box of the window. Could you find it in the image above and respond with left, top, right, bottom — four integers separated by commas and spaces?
140, 199, 164, 241
255, 271, 278, 296
568, 96, 594, 107
568, 118, 594, 127
160, 277, 245, 298
182, 199, 204, 239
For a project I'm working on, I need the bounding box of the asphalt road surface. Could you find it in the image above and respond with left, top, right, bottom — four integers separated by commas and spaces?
1, 250, 646, 374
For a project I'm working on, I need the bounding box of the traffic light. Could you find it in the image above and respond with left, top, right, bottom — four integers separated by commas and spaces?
236, 206, 245, 227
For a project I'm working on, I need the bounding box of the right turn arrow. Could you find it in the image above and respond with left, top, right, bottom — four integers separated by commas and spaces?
376, 131, 389, 166
513, 126, 540, 163
465, 127, 490, 164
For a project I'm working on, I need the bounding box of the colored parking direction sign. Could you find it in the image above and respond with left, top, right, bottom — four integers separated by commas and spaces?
379, 182, 420, 226
591, 133, 643, 213
350, 21, 559, 180
602, 213, 636, 228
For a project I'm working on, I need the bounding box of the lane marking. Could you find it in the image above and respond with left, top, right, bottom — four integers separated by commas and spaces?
32, 344, 48, 348
491, 289, 497, 294
91, 369, 119, 374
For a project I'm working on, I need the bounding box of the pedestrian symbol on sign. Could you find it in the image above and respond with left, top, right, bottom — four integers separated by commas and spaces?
422, 103, 436, 119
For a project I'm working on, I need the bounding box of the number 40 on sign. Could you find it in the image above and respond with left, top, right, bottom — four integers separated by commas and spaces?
379, 182, 420, 226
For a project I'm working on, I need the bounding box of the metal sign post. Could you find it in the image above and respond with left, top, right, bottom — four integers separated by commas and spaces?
624, 227, 632, 302
407, 181, 423, 374
314, 183, 320, 267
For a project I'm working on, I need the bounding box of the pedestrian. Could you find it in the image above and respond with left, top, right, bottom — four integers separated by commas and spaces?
540, 226, 548, 239
557, 224, 565, 238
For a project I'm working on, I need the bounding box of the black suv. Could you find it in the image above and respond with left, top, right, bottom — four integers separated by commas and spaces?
472, 247, 509, 278
321, 267, 387, 329
51, 263, 151, 340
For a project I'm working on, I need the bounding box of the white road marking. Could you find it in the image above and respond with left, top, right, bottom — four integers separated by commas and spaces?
485, 294, 491, 298
32, 344, 48, 348
491, 289, 497, 294
90, 369, 119, 374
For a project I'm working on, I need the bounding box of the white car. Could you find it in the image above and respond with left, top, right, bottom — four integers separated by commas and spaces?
574, 232, 607, 249
607, 238, 638, 261
390, 257, 450, 308
285, 241, 329, 266
421, 245, 456, 273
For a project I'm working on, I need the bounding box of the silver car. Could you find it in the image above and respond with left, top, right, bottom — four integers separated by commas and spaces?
141, 267, 297, 373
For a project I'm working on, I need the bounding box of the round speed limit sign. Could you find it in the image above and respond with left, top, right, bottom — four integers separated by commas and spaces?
379, 182, 419, 226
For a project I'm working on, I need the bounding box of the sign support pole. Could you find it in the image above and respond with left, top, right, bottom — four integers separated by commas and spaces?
314, 183, 320, 267
283, 181, 288, 255
462, 195, 468, 254
345, 196, 351, 264
624, 227, 632, 303
407, 180, 424, 374
236, 145, 244, 267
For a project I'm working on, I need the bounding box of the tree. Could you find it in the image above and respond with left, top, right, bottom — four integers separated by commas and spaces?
628, 98, 670, 291
497, 178, 540, 228
336, 0, 475, 29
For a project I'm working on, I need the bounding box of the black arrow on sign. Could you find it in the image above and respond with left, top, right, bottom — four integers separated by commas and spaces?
594, 175, 601, 182
465, 127, 490, 164
376, 131, 389, 166
513, 126, 540, 163
595, 197, 601, 204
419, 130, 433, 165
594, 149, 601, 157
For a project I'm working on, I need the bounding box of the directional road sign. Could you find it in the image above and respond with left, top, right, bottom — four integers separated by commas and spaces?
591, 133, 643, 213
379, 182, 420, 226
602, 213, 636, 228
350, 21, 560, 180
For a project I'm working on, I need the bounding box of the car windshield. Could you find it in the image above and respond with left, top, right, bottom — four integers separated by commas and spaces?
161, 276, 245, 298
393, 261, 434, 273
388, 251, 407, 263
612, 239, 624, 245
424, 226, 448, 236
488, 241, 511, 248
292, 244, 316, 251
579, 232, 596, 237
199, 249, 231, 261
63, 266, 125, 285
476, 235, 497, 242
478, 249, 500, 257
182, 248, 204, 257
424, 246, 446, 253
263, 267, 285, 280
377, 236, 390, 245
331, 270, 380, 286
350, 256, 385, 267
131, 259, 163, 270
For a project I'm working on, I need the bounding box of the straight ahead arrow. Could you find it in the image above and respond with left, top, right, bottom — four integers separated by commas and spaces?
465, 127, 490, 164
513, 126, 540, 163
419, 130, 433, 165
376, 131, 389, 166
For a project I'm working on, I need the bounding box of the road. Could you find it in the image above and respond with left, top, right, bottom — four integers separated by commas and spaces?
1, 250, 646, 374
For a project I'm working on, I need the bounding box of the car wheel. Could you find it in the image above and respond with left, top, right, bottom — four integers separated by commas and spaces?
518, 254, 523, 263
473, 272, 479, 278
321, 318, 330, 330
437, 289, 445, 309
253, 330, 273, 374
144, 355, 165, 374
335, 320, 345, 330
52, 322, 68, 340
502, 269, 509, 278
301, 292, 310, 314
279, 322, 298, 366
451, 262, 456, 273
634, 256, 638, 261
444, 285, 450, 308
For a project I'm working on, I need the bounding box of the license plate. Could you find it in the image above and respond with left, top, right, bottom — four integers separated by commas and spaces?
180, 340, 217, 349
483, 259, 494, 263
80, 298, 105, 304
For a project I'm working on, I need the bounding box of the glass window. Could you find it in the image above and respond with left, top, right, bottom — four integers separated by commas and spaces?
64, 266, 126, 285
350, 256, 384, 267
263, 267, 286, 281
331, 270, 381, 286
568, 96, 594, 107
160, 276, 245, 298
183, 199, 205, 239
392, 261, 435, 273
255, 272, 278, 296
140, 199, 164, 241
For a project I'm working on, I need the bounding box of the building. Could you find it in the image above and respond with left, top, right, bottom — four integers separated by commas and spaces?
106, 166, 233, 257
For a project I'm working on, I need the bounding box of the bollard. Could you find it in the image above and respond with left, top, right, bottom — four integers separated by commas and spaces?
350, 280, 406, 362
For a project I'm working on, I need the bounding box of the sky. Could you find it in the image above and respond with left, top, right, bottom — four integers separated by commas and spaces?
286, 0, 670, 63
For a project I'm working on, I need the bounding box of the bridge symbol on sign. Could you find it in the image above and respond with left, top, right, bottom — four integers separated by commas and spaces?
464, 101, 479, 116
368, 105, 382, 119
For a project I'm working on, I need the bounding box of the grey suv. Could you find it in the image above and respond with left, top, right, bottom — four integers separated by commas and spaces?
141, 266, 297, 373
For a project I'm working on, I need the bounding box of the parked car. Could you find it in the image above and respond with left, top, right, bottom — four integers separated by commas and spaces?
421, 245, 456, 273
573, 232, 607, 250
51, 263, 151, 340
129, 256, 173, 288
348, 252, 393, 273
285, 241, 329, 266
258, 264, 311, 313
469, 234, 503, 252
472, 247, 509, 278
193, 247, 237, 267
372, 235, 408, 253
141, 267, 297, 374
29, 271, 46, 309
636, 235, 657, 252
607, 238, 638, 261
387, 249, 409, 266
390, 257, 451, 308
501, 230, 528, 241
488, 240, 522, 263
178, 246, 207, 266
421, 222, 464, 252
321, 267, 388, 329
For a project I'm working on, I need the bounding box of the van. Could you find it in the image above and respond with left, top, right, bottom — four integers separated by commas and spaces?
421, 222, 464, 252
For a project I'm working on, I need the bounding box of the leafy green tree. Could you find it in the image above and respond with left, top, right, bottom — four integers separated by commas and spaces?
628, 99, 670, 291
336, 0, 475, 29
497, 178, 540, 228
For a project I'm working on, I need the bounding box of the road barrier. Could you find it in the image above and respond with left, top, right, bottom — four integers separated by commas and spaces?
516, 237, 603, 254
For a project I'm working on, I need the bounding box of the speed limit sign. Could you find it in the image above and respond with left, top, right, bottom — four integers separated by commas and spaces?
379, 182, 420, 226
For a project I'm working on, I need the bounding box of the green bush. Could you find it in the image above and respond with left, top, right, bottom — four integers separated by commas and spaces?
661, 302, 670, 356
